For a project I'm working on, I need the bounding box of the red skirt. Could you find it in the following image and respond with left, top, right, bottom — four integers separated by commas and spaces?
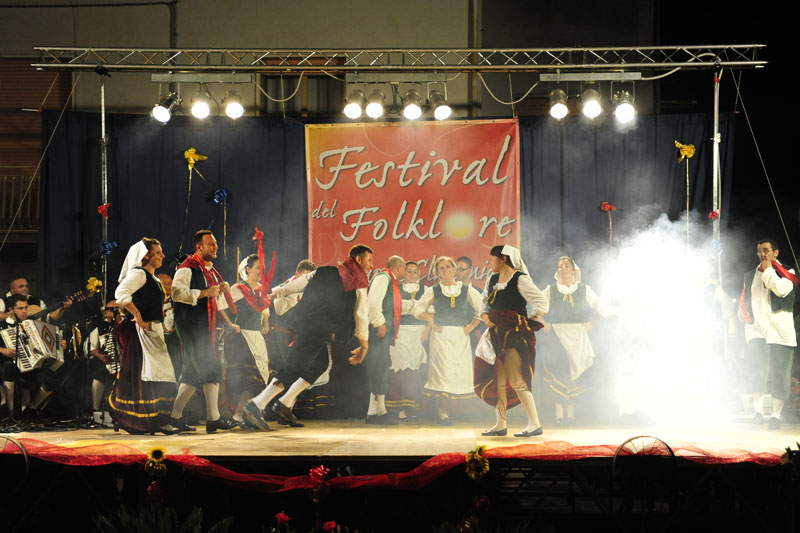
108, 321, 176, 433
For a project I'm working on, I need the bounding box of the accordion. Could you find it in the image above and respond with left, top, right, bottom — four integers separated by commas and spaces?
0, 320, 59, 373
98, 331, 120, 374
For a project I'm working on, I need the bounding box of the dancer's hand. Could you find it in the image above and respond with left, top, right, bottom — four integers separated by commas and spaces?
231, 324, 241, 334
582, 321, 593, 332
481, 313, 495, 328
135, 313, 150, 331
376, 324, 386, 338
219, 282, 231, 294
540, 319, 551, 333
348, 342, 368, 365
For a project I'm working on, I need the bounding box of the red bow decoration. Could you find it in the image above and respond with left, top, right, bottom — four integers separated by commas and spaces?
97, 203, 110, 219
309, 465, 331, 483
252, 226, 277, 309
600, 201, 617, 251
708, 210, 720, 221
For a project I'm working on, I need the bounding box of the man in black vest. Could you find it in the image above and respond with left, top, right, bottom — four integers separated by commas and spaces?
365, 255, 405, 424
169, 230, 235, 433
242, 244, 373, 430
738, 238, 797, 430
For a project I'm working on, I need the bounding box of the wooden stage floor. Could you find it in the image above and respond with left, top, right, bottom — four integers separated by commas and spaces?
4, 418, 797, 462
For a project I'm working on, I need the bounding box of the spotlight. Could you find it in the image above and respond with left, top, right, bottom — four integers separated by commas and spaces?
152, 91, 180, 123
365, 89, 385, 119
581, 88, 602, 119
222, 91, 244, 119
191, 90, 211, 119
402, 89, 423, 120
613, 90, 636, 124
548, 89, 568, 120
429, 90, 451, 120
343, 89, 365, 119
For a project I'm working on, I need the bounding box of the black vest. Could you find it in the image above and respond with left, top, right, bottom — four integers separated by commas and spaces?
432, 284, 473, 327
131, 267, 165, 322
173, 266, 219, 329
486, 271, 528, 317
742, 268, 796, 315
370, 271, 398, 335
546, 284, 590, 323
400, 284, 427, 326
234, 285, 263, 330
293, 266, 357, 339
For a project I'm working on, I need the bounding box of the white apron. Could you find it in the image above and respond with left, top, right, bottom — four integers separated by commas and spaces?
425, 325, 473, 394
389, 324, 428, 371
137, 322, 177, 383
240, 329, 271, 383
552, 323, 595, 381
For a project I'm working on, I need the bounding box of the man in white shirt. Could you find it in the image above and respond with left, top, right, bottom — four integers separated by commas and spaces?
738, 238, 797, 429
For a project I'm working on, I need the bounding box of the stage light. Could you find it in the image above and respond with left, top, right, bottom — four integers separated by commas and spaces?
222, 91, 244, 119
402, 89, 423, 120
613, 90, 636, 124
549, 89, 568, 119
152, 91, 180, 123
343, 89, 365, 119
581, 88, 602, 119
429, 90, 451, 120
365, 89, 385, 119
191, 90, 211, 119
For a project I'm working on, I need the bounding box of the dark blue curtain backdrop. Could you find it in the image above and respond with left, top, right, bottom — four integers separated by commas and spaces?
39, 112, 733, 296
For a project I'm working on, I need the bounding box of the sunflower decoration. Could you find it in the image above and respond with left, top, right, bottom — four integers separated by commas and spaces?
674, 140, 695, 163
144, 446, 168, 478
465, 444, 490, 480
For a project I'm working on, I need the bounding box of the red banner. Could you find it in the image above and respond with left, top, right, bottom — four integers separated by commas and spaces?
305, 120, 520, 284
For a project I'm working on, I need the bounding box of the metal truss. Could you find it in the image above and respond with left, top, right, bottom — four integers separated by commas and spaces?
32, 44, 765, 74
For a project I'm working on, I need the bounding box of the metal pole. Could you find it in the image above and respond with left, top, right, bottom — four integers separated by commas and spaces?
711, 68, 727, 360
100, 77, 108, 303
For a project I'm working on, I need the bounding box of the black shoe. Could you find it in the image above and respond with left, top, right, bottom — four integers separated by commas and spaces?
206, 417, 235, 434
243, 401, 272, 431
272, 401, 304, 427
767, 417, 781, 430
169, 416, 196, 432
155, 424, 180, 435
481, 428, 507, 437
555, 418, 564, 427
369, 413, 399, 426
565, 418, 576, 427
514, 427, 543, 437
437, 416, 454, 426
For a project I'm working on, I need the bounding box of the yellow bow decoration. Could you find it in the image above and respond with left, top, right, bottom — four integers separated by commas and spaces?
561, 292, 574, 307
86, 276, 103, 295
184, 147, 208, 170
674, 141, 695, 163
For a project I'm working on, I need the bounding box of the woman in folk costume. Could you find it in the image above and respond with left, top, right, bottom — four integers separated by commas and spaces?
538, 256, 612, 426
386, 261, 430, 419
217, 254, 271, 427
108, 238, 178, 435
413, 256, 483, 425
474, 245, 549, 437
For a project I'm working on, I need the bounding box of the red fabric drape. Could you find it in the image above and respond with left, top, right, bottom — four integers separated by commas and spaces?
1, 438, 782, 495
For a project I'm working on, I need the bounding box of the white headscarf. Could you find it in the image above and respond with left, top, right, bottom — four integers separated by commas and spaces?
501, 245, 530, 276
238, 257, 251, 282
553, 256, 582, 284
553, 256, 581, 294
118, 240, 148, 282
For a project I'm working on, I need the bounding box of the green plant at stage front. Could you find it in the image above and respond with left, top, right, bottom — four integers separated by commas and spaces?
92, 503, 233, 533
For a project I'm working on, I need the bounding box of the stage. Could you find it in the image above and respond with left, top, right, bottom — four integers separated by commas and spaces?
2, 418, 798, 532
1, 418, 794, 463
